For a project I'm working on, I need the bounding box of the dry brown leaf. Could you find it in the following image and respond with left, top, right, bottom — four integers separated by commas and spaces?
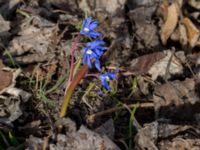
135, 121, 200, 150
153, 78, 197, 108
190, 12, 200, 23
33, 62, 57, 82
0, 14, 10, 33
170, 27, 180, 42
8, 16, 57, 57
160, 3, 179, 45
95, 119, 114, 140
159, 138, 200, 150
182, 17, 200, 48
170, 24, 188, 46
14, 53, 55, 65
188, 0, 200, 10
125, 52, 165, 76
148, 50, 183, 80
0, 60, 13, 91
179, 24, 188, 46
79, 0, 126, 15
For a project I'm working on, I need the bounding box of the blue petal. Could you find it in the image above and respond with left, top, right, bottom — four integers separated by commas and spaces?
86, 41, 105, 49
82, 19, 87, 29
86, 55, 92, 68
94, 59, 101, 71
88, 31, 102, 38
89, 21, 98, 30
95, 40, 105, 45
84, 17, 92, 28
80, 29, 85, 33
80, 29, 89, 36
100, 75, 110, 91
103, 80, 110, 91
82, 47, 88, 53
91, 52, 99, 59
108, 73, 117, 79
94, 50, 104, 57
83, 54, 87, 64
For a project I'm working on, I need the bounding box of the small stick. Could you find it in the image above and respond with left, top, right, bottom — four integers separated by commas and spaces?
88, 102, 154, 121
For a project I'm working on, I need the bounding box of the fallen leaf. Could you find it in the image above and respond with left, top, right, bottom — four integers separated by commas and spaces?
95, 119, 114, 140
8, 16, 57, 62
32, 62, 57, 82
59, 125, 120, 150
128, 2, 160, 49
171, 24, 188, 46
0, 60, 31, 103
188, 0, 200, 10
126, 52, 166, 75
134, 121, 158, 150
79, 0, 126, 15
182, 17, 200, 48
135, 23, 160, 48
153, 78, 200, 122
135, 121, 200, 150
159, 138, 200, 150
190, 12, 200, 23
0, 14, 10, 33
0, 0, 21, 18
0, 60, 13, 91
0, 96, 27, 125
160, 2, 179, 45
6, 87, 31, 102
29, 118, 120, 150
13, 53, 55, 65
153, 78, 197, 108
148, 50, 183, 80
179, 24, 188, 46
154, 79, 197, 106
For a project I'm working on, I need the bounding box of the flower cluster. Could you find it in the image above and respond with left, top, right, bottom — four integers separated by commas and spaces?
80, 16, 117, 91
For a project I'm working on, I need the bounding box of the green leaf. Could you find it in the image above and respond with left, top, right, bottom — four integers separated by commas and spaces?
0, 131, 9, 147
8, 132, 19, 146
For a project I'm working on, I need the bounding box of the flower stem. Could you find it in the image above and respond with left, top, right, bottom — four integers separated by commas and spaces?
67, 33, 80, 91
60, 64, 89, 118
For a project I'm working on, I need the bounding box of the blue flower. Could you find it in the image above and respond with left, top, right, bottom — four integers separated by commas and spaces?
100, 72, 117, 91
82, 40, 106, 71
80, 16, 101, 38
82, 49, 101, 71
86, 40, 107, 57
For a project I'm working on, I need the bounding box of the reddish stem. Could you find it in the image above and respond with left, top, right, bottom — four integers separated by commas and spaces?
60, 65, 89, 118
68, 33, 80, 88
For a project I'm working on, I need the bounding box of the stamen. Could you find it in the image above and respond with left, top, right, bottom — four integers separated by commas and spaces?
86, 49, 93, 55
105, 76, 110, 81
83, 27, 90, 32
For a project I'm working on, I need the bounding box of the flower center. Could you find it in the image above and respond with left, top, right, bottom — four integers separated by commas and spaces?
83, 27, 90, 32
86, 49, 93, 55
105, 76, 110, 81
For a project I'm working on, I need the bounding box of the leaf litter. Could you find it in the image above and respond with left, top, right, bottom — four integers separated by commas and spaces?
0, 0, 200, 149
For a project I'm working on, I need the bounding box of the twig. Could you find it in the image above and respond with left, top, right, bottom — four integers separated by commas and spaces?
88, 102, 154, 121
164, 48, 176, 81
82, 82, 96, 110
124, 104, 142, 130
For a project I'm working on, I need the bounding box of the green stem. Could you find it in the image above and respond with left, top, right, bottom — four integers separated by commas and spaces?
60, 65, 89, 118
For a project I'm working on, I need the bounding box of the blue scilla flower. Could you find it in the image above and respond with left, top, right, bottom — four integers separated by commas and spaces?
82, 48, 101, 71
86, 40, 107, 57
80, 16, 101, 38
100, 72, 117, 91
82, 40, 106, 71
